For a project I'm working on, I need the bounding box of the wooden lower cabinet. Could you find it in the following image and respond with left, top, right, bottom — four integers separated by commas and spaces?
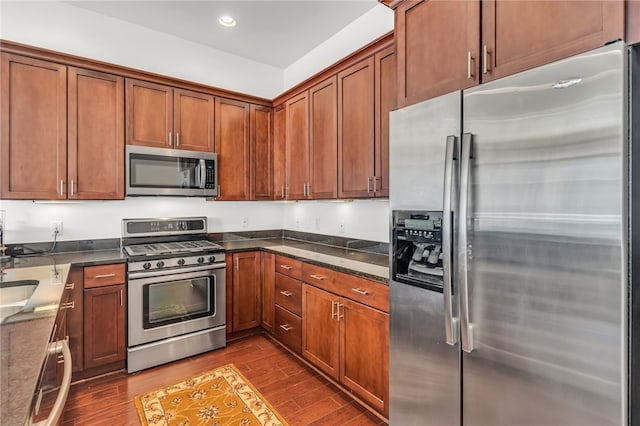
261, 252, 276, 333
302, 282, 389, 416
83, 284, 126, 369
231, 251, 262, 332
66, 267, 84, 373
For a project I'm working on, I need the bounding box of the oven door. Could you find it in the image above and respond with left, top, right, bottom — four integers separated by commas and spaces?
128, 266, 225, 347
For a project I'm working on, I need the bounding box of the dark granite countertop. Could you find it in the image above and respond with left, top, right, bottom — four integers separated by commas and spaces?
1, 260, 70, 426
218, 238, 389, 283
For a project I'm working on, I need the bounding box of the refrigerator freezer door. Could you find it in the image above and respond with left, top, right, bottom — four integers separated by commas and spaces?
389, 91, 461, 425
389, 91, 461, 210
462, 42, 626, 425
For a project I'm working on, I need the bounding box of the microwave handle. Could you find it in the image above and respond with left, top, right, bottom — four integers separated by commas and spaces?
198, 159, 206, 189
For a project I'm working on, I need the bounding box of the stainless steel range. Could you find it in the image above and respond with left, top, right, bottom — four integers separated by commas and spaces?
122, 217, 226, 373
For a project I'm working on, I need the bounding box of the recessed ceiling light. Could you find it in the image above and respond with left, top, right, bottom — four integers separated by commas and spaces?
218, 15, 236, 27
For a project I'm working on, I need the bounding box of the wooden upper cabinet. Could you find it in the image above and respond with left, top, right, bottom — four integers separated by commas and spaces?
309, 76, 338, 199
250, 104, 273, 200
1, 54, 67, 199
396, 0, 480, 108
68, 68, 125, 200
337, 57, 375, 198
215, 98, 250, 200
273, 106, 286, 200
482, 0, 625, 82
285, 91, 310, 200
374, 46, 396, 198
126, 79, 172, 148
173, 88, 214, 152
629, 0, 640, 44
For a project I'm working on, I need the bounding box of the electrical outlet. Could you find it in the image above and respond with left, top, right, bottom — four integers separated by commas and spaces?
50, 221, 63, 237
295, 219, 301, 229
241, 217, 249, 228
339, 221, 345, 234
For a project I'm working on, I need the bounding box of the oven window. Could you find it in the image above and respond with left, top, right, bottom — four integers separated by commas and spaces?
142, 276, 215, 329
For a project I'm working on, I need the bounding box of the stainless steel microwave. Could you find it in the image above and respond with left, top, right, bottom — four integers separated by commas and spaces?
126, 145, 218, 197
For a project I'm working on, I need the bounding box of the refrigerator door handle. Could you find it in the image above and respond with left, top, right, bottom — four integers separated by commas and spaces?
443, 134, 459, 346
459, 132, 475, 353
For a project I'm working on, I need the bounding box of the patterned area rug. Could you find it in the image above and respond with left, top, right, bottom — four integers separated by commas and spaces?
134, 363, 289, 426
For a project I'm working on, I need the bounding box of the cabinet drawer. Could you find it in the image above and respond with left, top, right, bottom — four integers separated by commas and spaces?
275, 273, 302, 316
275, 255, 302, 280
301, 262, 336, 288
274, 305, 302, 353
84, 263, 126, 288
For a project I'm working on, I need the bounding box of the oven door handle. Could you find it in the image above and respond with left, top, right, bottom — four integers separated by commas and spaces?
128, 263, 225, 280
32, 339, 72, 426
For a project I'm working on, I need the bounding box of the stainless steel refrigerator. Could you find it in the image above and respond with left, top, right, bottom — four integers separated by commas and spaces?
389, 41, 639, 425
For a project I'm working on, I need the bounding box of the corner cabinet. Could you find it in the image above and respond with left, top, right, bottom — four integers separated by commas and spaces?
126, 79, 214, 152
250, 105, 273, 200
215, 98, 250, 200
1, 54, 125, 199
284, 91, 310, 200
395, 0, 624, 107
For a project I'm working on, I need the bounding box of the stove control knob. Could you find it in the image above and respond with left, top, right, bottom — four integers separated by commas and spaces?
143, 262, 151, 270
156, 260, 165, 268
197, 257, 205, 264
208, 256, 216, 263
177, 259, 186, 266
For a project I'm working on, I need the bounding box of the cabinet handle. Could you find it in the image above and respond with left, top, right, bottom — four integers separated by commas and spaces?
367, 176, 371, 193
70, 180, 75, 197
94, 273, 116, 279
169, 131, 173, 147
60, 301, 74, 310
279, 324, 293, 332
65, 283, 74, 290
467, 51, 474, 79
59, 180, 65, 196
281, 186, 285, 198
120, 289, 124, 307
331, 301, 337, 320
217, 184, 221, 197
235, 257, 239, 272
285, 186, 289, 198
351, 287, 370, 296
338, 302, 344, 320
176, 132, 180, 147
483, 45, 490, 74
309, 274, 324, 281
279, 264, 293, 270
373, 176, 378, 193
279, 290, 293, 297
306, 183, 311, 197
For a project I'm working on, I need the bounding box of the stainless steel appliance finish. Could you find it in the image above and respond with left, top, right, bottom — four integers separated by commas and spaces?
123, 217, 226, 373
126, 145, 218, 197
390, 42, 631, 426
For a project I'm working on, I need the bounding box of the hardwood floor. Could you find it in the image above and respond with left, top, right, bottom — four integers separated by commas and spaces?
61, 333, 385, 425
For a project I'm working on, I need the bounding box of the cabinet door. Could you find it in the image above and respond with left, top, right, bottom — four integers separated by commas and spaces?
66, 267, 84, 373
125, 79, 172, 148
215, 98, 250, 200
232, 252, 262, 331
83, 285, 126, 369
374, 46, 395, 198
285, 91, 310, 200
302, 284, 339, 380
396, 0, 480, 107
273, 105, 287, 200
250, 104, 273, 200
340, 298, 389, 416
309, 76, 338, 199
1, 53, 67, 199
262, 252, 275, 333
482, 0, 624, 82
629, 0, 640, 44
173, 88, 214, 152
68, 67, 125, 200
337, 57, 375, 198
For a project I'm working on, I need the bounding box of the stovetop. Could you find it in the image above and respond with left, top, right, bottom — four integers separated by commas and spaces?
123, 240, 224, 257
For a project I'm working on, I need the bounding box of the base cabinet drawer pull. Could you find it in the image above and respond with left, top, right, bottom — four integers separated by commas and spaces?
309, 274, 324, 281
351, 288, 370, 295
279, 324, 293, 332
65, 283, 74, 290
94, 273, 116, 279
60, 301, 74, 310
279, 265, 293, 270
279, 290, 293, 297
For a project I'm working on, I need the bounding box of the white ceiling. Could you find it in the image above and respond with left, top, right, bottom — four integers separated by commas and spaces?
66, 1, 379, 69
